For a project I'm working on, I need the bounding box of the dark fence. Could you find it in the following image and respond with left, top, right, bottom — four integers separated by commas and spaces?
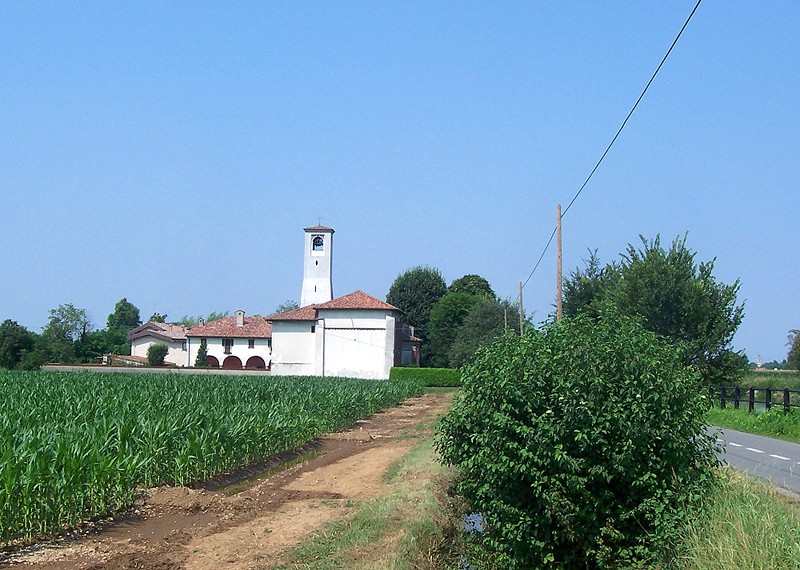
707, 386, 800, 414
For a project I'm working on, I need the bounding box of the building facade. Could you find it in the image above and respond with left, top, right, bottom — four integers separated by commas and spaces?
128, 322, 188, 365
186, 310, 272, 369
270, 291, 402, 379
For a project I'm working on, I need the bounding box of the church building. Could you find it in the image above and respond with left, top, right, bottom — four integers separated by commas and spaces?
269, 225, 415, 379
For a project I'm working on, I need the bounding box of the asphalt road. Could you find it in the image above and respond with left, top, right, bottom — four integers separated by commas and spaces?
712, 426, 800, 495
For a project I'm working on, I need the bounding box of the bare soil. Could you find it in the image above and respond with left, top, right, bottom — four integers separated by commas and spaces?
2, 392, 452, 570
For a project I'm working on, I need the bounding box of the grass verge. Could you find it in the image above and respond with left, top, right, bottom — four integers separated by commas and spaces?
670, 469, 800, 570
706, 407, 800, 443
277, 437, 457, 570
276, 393, 459, 570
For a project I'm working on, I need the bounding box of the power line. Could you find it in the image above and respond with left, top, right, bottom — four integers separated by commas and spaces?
519, 0, 703, 297
522, 227, 556, 289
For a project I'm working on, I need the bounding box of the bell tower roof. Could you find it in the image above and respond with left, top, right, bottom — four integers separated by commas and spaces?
304, 225, 335, 233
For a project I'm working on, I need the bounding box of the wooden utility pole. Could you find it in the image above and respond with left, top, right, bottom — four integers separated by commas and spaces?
556, 204, 563, 321
518, 281, 525, 333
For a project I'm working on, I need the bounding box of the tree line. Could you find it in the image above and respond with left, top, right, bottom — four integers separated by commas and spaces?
387, 234, 797, 378
386, 269, 524, 368
0, 300, 226, 370
0, 299, 145, 370
0, 298, 306, 371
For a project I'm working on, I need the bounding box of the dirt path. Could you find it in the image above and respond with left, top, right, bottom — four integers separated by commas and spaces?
2, 392, 452, 570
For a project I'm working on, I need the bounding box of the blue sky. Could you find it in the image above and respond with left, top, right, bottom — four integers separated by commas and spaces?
1, 1, 797, 362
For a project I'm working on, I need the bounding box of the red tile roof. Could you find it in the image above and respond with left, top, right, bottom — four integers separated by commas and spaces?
187, 316, 272, 338
128, 322, 187, 342
316, 290, 400, 311
268, 305, 319, 322
268, 291, 400, 322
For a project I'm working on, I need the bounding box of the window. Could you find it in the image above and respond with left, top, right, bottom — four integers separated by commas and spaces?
181, 341, 187, 351
248, 339, 255, 349
222, 338, 234, 354
267, 338, 272, 348
311, 325, 316, 333
312, 235, 324, 252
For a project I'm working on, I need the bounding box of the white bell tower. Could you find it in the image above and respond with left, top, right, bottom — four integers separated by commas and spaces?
300, 225, 334, 306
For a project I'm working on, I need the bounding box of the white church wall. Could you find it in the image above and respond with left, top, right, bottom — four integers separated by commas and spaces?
323, 327, 389, 379
319, 309, 392, 329
271, 321, 317, 376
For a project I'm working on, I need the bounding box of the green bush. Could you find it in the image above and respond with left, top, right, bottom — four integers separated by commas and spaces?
436, 314, 719, 568
389, 367, 461, 387
147, 343, 169, 367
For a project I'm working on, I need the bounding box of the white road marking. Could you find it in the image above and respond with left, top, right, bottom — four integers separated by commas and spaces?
769, 454, 791, 461
728, 442, 742, 447
746, 447, 764, 454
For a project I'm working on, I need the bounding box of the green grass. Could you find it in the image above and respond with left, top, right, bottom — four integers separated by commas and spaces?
706, 406, 800, 443
0, 370, 422, 546
670, 470, 800, 570
279, 437, 454, 570
741, 370, 800, 389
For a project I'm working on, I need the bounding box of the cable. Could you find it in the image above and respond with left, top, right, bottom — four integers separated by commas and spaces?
522, 227, 557, 289
562, 0, 702, 217
518, 0, 702, 298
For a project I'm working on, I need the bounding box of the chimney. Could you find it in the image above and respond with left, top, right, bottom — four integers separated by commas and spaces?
236, 310, 245, 327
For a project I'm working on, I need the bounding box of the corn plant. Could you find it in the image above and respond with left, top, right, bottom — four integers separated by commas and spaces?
0, 371, 421, 545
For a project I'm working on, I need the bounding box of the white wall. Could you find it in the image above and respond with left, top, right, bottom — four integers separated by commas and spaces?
187, 337, 271, 369
320, 310, 396, 379
271, 321, 317, 376
323, 328, 387, 379
131, 337, 188, 366
270, 311, 399, 379
320, 309, 391, 329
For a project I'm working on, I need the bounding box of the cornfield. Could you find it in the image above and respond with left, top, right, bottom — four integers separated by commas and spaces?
0, 370, 422, 545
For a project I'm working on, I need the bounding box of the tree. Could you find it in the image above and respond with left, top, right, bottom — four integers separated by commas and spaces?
448, 274, 495, 298
180, 311, 230, 327
147, 343, 169, 366
0, 320, 35, 369
562, 250, 618, 319
273, 300, 300, 314
149, 312, 167, 323
106, 298, 141, 332
76, 329, 129, 362
44, 304, 92, 342
41, 304, 93, 364
195, 338, 209, 367
449, 298, 521, 368
788, 330, 800, 370
386, 266, 447, 341
561, 235, 745, 383
427, 293, 481, 367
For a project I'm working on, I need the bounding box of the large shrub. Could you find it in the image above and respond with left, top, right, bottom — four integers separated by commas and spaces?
147, 343, 169, 367
436, 314, 719, 568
